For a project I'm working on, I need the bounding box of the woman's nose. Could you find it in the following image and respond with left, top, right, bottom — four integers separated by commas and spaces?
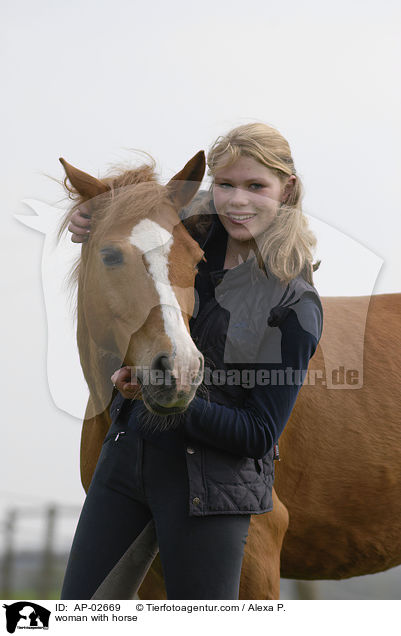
229, 187, 249, 206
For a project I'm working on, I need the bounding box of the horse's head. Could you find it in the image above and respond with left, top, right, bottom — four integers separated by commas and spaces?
60, 152, 206, 416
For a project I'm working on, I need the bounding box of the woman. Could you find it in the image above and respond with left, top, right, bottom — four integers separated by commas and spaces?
61, 122, 323, 600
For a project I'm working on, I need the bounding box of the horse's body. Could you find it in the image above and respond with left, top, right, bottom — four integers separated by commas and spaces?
278, 292, 401, 581
137, 292, 401, 599
60, 154, 401, 599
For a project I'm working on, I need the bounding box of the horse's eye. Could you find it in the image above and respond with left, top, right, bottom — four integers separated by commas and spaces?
100, 247, 124, 267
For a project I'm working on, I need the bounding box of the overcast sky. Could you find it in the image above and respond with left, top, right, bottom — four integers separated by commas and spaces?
1, 0, 400, 553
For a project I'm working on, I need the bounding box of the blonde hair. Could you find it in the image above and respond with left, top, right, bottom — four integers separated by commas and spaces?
207, 122, 319, 285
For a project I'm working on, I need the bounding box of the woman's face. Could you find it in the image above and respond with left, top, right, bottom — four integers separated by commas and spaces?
213, 155, 292, 243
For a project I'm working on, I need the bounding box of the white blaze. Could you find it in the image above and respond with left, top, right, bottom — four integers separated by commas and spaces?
129, 219, 199, 375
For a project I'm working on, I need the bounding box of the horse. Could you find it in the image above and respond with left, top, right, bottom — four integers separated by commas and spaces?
59, 152, 208, 483
60, 153, 401, 599
137, 293, 401, 600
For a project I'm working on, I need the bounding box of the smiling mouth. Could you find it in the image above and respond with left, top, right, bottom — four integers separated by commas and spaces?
226, 212, 257, 224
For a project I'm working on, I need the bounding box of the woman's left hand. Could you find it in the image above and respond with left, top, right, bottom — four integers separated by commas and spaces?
111, 366, 142, 400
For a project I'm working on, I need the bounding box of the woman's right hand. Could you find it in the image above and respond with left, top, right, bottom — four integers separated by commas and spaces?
68, 202, 92, 243
111, 366, 142, 400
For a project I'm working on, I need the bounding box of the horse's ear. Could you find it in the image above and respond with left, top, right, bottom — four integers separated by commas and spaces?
167, 151, 206, 209
59, 158, 109, 200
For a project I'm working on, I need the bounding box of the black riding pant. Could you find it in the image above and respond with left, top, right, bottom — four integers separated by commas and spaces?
61, 422, 251, 600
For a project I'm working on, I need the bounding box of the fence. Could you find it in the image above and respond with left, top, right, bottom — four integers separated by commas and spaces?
1, 505, 401, 600
0, 504, 80, 599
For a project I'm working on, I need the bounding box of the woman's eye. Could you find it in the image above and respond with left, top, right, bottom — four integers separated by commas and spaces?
249, 183, 263, 190
217, 182, 232, 189
100, 247, 124, 267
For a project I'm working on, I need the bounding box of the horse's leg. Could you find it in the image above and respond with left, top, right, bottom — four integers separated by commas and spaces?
92, 520, 159, 600
239, 488, 289, 600
138, 554, 166, 599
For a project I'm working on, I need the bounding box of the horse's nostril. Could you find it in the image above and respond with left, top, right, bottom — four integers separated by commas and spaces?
151, 353, 173, 372
192, 355, 204, 385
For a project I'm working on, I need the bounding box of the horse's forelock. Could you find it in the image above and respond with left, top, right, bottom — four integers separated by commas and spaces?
98, 179, 169, 239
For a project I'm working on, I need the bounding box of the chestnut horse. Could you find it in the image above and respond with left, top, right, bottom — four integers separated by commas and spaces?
138, 293, 401, 599
59, 152, 206, 431
60, 153, 401, 599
